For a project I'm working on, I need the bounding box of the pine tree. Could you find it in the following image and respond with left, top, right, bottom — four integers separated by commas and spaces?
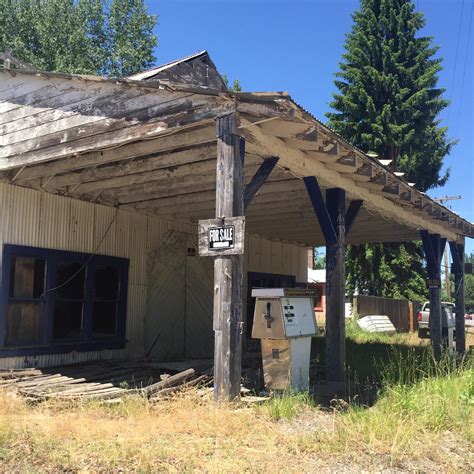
0, 0, 157, 77
327, 0, 453, 301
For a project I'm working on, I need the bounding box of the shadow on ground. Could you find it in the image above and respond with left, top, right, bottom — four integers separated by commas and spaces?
309, 335, 431, 407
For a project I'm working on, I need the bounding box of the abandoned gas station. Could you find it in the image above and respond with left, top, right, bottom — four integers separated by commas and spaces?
0, 50, 472, 401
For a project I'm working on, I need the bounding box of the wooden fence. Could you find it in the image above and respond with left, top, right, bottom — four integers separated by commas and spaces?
353, 295, 415, 332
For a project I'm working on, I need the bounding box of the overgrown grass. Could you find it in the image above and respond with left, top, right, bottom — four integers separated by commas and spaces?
0, 336, 471, 471
258, 390, 317, 421
312, 319, 430, 383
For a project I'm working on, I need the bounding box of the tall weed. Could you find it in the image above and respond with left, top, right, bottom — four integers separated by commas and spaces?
260, 391, 317, 421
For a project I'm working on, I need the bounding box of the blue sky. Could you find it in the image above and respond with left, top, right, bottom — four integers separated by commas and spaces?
148, 0, 473, 254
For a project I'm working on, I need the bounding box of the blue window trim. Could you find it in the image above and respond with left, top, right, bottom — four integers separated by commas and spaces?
0, 244, 129, 357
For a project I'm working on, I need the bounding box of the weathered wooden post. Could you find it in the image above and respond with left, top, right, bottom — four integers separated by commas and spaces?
325, 188, 346, 382
213, 113, 245, 401
304, 176, 362, 382
449, 240, 466, 354
420, 231, 446, 359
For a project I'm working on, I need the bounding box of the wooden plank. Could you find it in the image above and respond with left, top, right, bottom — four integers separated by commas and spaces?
143, 368, 195, 396
12, 125, 216, 182
128, 180, 301, 209
0, 86, 146, 140
213, 113, 245, 402
0, 98, 230, 170
75, 160, 264, 203
0, 92, 201, 159
41, 142, 217, 189
67, 155, 218, 195
0, 84, 76, 120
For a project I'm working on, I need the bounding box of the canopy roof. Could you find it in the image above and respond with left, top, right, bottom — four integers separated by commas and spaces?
0, 61, 472, 246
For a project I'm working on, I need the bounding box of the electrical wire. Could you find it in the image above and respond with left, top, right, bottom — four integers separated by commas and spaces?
447, 0, 466, 127
40, 207, 119, 299
454, 1, 474, 138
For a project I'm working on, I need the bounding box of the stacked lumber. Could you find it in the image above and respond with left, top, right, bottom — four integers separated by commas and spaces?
0, 360, 212, 402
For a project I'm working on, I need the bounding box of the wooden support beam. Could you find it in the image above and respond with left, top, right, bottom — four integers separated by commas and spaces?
303, 176, 337, 245
382, 178, 400, 196
354, 161, 373, 180
213, 113, 245, 402
325, 187, 346, 382
243, 156, 279, 210
345, 200, 363, 236
245, 125, 462, 241
303, 175, 346, 381
449, 240, 466, 354
420, 230, 446, 359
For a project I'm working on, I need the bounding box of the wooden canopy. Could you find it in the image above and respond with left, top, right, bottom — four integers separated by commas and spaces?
0, 66, 472, 246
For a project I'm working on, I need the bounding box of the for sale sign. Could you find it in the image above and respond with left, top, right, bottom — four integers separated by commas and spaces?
208, 225, 235, 250
198, 217, 245, 256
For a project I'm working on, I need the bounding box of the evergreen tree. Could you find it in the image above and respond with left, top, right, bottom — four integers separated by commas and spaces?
327, 0, 453, 301
0, 0, 157, 76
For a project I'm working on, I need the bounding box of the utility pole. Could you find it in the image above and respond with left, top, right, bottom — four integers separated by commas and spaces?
444, 247, 451, 300
433, 195, 462, 302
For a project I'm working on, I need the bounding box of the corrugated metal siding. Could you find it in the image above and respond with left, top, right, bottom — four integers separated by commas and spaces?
0, 182, 308, 367
144, 231, 186, 360
184, 233, 214, 359
0, 183, 150, 368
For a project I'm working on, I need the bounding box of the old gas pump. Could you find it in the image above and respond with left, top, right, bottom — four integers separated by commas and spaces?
251, 288, 318, 392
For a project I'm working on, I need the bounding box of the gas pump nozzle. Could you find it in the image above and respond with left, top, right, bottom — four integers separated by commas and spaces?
263, 302, 273, 329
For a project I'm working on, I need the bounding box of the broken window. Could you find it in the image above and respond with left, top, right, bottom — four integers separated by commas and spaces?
6, 257, 46, 346
1, 245, 129, 354
52, 262, 86, 340
92, 265, 120, 337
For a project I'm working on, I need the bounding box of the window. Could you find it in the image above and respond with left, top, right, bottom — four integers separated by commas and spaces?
92, 265, 120, 337
0, 245, 129, 356
53, 261, 86, 340
6, 257, 46, 346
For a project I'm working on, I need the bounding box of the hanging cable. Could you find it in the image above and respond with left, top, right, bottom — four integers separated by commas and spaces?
454, 1, 473, 138
40, 207, 119, 299
447, 0, 465, 127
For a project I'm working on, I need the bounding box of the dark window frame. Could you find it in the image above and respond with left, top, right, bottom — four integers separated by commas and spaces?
0, 244, 129, 357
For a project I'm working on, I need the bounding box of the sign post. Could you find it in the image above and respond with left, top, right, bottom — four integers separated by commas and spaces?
203, 113, 245, 402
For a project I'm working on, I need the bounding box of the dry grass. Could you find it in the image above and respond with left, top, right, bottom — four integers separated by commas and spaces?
0, 373, 471, 473
0, 331, 472, 471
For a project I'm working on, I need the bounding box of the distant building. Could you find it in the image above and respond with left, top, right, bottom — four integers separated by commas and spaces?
307, 251, 326, 322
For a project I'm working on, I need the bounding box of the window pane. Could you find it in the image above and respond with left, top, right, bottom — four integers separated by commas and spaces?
94, 265, 119, 299
92, 302, 117, 336
6, 302, 42, 346
56, 262, 85, 299
53, 300, 83, 340
9, 257, 46, 298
